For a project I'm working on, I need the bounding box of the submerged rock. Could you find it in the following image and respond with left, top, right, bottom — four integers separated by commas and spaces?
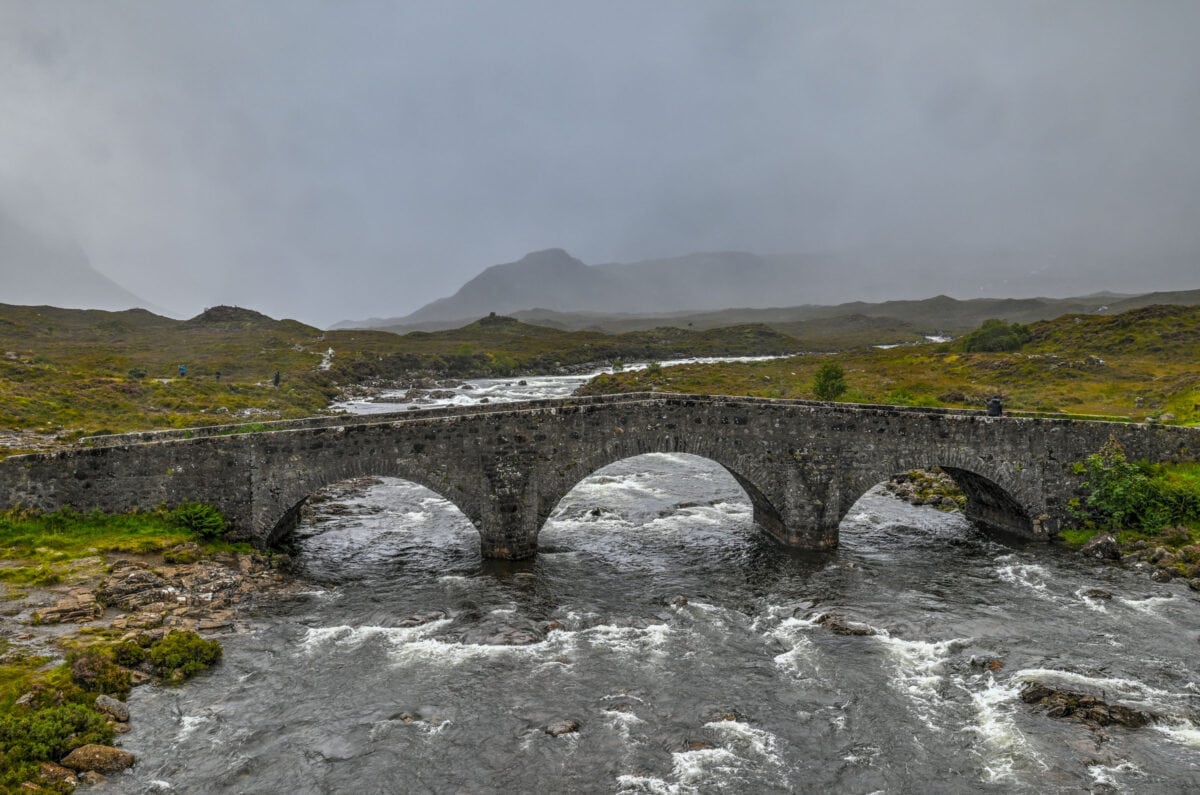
544, 719, 580, 736
397, 611, 447, 628
1020, 682, 1152, 728
815, 612, 878, 636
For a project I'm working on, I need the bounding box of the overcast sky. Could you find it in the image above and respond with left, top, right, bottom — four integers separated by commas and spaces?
2, 1, 1198, 325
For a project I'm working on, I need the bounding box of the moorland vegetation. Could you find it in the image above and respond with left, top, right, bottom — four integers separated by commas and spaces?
0, 304, 797, 456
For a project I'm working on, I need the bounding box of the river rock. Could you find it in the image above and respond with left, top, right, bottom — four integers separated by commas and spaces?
397, 611, 446, 628
815, 612, 877, 636
1019, 682, 1152, 728
38, 762, 77, 787
1079, 534, 1121, 561
1081, 588, 1113, 600
35, 592, 103, 624
60, 744, 136, 774
95, 694, 130, 722
545, 719, 580, 736
485, 627, 544, 646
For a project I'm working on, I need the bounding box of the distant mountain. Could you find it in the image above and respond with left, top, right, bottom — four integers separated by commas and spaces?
335, 248, 849, 329
334, 246, 1200, 335
0, 212, 154, 312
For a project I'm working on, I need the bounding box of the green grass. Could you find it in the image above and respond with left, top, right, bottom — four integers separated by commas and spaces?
579, 304, 1200, 426
0, 305, 801, 454
0, 507, 250, 562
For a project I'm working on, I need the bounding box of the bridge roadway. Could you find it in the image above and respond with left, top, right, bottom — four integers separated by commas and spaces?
1, 393, 1197, 559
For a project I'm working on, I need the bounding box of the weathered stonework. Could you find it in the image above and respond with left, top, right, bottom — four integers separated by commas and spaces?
2, 393, 1196, 559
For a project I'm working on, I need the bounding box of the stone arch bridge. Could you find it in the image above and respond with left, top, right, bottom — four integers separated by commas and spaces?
1, 394, 1196, 559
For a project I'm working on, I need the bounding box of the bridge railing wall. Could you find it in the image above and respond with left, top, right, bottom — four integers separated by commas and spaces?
73, 391, 1081, 449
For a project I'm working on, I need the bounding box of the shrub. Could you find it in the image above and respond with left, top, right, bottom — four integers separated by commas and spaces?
147, 631, 222, 682
111, 639, 148, 667
962, 319, 1033, 352
812, 362, 848, 401
171, 502, 226, 540
67, 647, 131, 698
0, 704, 114, 788
1072, 439, 1200, 533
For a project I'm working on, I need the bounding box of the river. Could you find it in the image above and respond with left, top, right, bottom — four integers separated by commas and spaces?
119, 371, 1200, 793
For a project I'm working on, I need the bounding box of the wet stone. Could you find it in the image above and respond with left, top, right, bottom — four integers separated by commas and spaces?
397, 611, 447, 628
545, 720, 580, 736
815, 612, 877, 636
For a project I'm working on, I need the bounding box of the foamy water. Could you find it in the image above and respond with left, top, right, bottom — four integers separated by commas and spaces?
116, 374, 1200, 793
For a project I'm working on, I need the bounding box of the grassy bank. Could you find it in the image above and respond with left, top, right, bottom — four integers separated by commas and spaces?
580, 305, 1200, 425
0, 305, 800, 455
0, 507, 241, 791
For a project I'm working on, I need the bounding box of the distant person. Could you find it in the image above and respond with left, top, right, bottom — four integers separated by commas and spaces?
215, 371, 221, 381
273, 371, 281, 387
987, 396, 1003, 417
179, 364, 186, 378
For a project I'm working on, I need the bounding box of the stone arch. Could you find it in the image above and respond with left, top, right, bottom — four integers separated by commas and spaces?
257, 457, 484, 549
535, 445, 787, 549
937, 466, 1034, 538
836, 456, 1039, 542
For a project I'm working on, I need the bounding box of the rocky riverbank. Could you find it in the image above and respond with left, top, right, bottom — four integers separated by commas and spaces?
1, 546, 306, 790
884, 468, 966, 511
1078, 529, 1200, 591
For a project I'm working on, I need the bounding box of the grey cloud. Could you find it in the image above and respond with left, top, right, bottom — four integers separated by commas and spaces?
1, 0, 1197, 325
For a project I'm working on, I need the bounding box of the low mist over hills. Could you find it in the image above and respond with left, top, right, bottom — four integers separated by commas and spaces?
334, 246, 1200, 340
338, 247, 1199, 333
0, 212, 154, 312
337, 248, 848, 329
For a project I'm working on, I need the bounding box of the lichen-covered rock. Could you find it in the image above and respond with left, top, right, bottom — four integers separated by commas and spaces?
60, 744, 136, 774
95, 694, 130, 722
37, 762, 77, 787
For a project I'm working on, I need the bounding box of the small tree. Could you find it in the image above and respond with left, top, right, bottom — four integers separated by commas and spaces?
962, 319, 1033, 352
812, 362, 847, 401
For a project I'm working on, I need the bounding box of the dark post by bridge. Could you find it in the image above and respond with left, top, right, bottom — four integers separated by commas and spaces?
1, 394, 1196, 559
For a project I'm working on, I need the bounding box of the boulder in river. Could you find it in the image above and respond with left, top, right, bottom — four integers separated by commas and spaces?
815, 612, 878, 636
544, 719, 580, 736
1020, 682, 1152, 728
